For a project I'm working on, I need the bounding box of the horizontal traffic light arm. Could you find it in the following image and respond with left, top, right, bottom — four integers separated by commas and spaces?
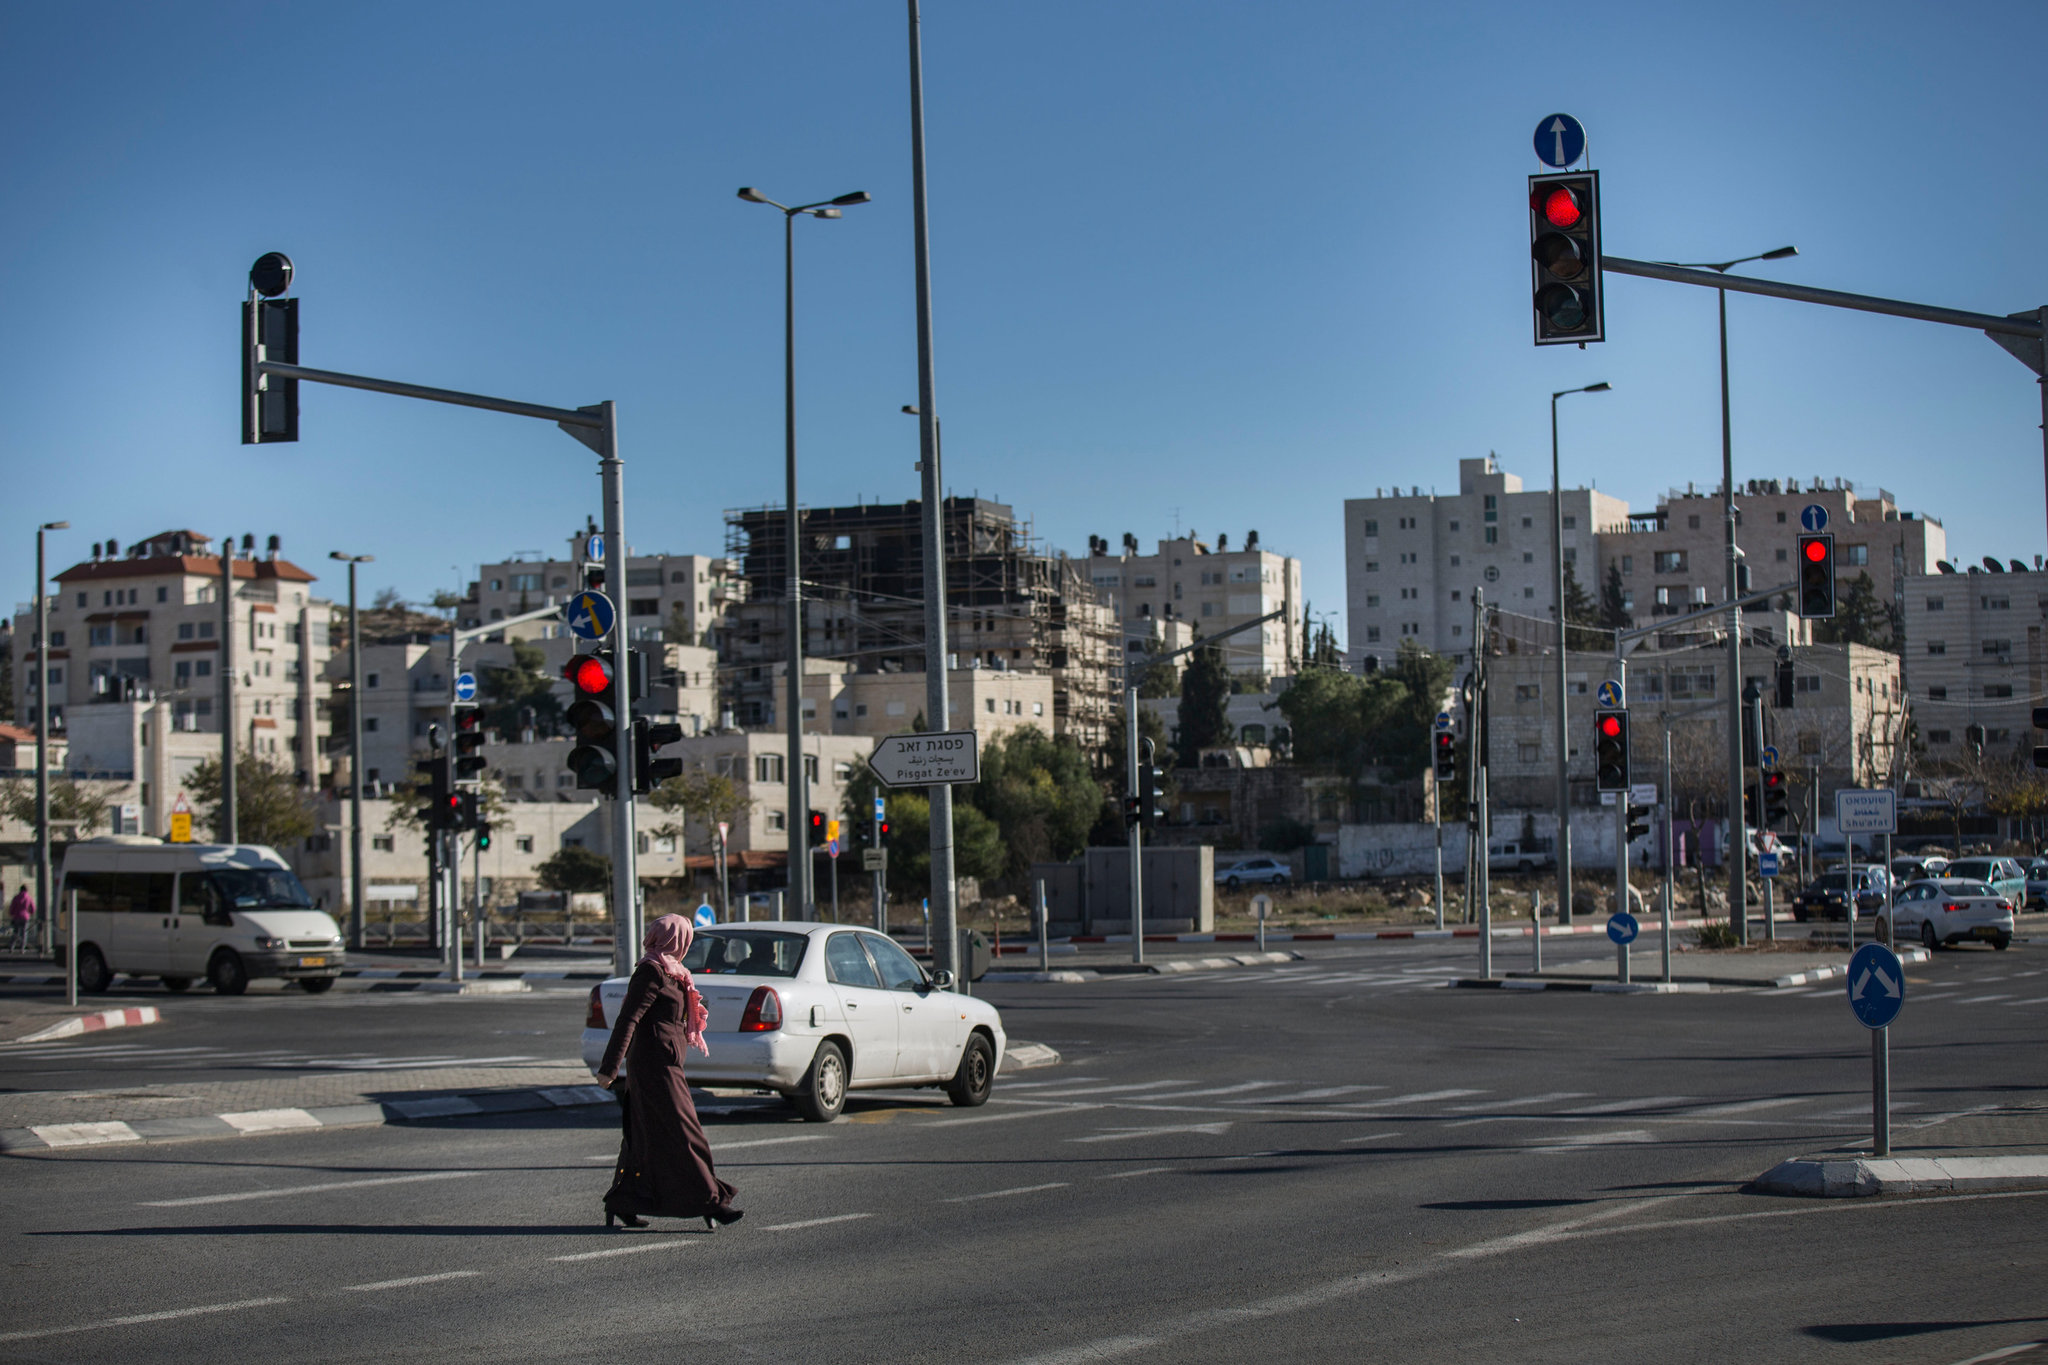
254, 360, 605, 430
1602, 257, 2045, 342
1618, 581, 1798, 644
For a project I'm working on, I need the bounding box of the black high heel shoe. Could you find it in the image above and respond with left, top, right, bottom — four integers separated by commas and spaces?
705, 1205, 743, 1229
607, 1210, 648, 1229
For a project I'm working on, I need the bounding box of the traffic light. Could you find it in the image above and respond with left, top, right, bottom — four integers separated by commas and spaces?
632, 717, 684, 795
1432, 729, 1457, 783
1742, 785, 1759, 828
476, 822, 493, 852
1593, 709, 1630, 792
808, 810, 827, 837
563, 651, 620, 796
1137, 762, 1167, 829
415, 752, 453, 829
1123, 795, 1142, 830
1761, 771, 1789, 828
1775, 651, 1796, 709
1796, 533, 1835, 619
453, 789, 481, 831
1528, 171, 1604, 345
452, 705, 486, 781
827, 818, 840, 844
1965, 724, 1985, 759
2033, 706, 2048, 769
1625, 802, 1652, 844
241, 253, 298, 445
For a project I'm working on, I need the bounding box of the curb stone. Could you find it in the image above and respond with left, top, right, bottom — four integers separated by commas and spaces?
8, 1006, 163, 1044
982, 952, 1299, 984
1453, 978, 1710, 995
1754, 1154, 2048, 1197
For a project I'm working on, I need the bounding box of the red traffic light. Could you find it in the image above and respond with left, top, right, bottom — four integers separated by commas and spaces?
1599, 715, 1623, 738
1537, 185, 1581, 228
1803, 539, 1829, 563
565, 654, 613, 696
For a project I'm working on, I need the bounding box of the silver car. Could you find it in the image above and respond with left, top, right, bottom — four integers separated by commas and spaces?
1216, 856, 1291, 890
1884, 877, 2015, 951
582, 924, 1007, 1122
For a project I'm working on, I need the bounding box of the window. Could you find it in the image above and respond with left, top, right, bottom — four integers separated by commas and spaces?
1928, 686, 1946, 700
1984, 683, 2015, 699
1776, 511, 1787, 523
1984, 639, 2012, 657
1796, 675, 1821, 694
1982, 596, 2011, 610
1521, 517, 1532, 529
1927, 641, 1946, 656
804, 755, 818, 783
516, 836, 535, 853
1448, 520, 1460, 532
1365, 594, 1380, 608
195, 659, 212, 678
48, 630, 64, 647
1562, 516, 1577, 530
177, 622, 194, 640
366, 672, 379, 688
1620, 590, 1634, 611
1669, 669, 1715, 699
1034, 702, 1044, 716
755, 754, 785, 783
1518, 742, 1541, 762
88, 625, 112, 646
1485, 566, 1500, 582
1687, 515, 1701, 530
371, 835, 394, 852
1843, 545, 1869, 566
1775, 548, 1787, 562
1522, 552, 1533, 564
1449, 555, 1461, 567
1362, 519, 1379, 536
766, 810, 786, 831
364, 716, 379, 732
1619, 555, 1632, 575
1484, 528, 1498, 544
985, 697, 997, 712
1483, 495, 1497, 523
1524, 587, 1535, 598
1365, 627, 1381, 642
1654, 551, 1686, 573
862, 933, 929, 991
1365, 561, 1379, 573
1926, 729, 1953, 745
1989, 729, 2011, 743
1801, 733, 1824, 753
629, 598, 659, 616
1515, 684, 1540, 702
825, 933, 883, 988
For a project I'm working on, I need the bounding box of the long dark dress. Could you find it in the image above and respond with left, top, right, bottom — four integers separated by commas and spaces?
596, 963, 737, 1219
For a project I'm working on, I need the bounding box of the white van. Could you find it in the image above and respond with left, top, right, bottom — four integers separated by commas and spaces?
57, 837, 345, 995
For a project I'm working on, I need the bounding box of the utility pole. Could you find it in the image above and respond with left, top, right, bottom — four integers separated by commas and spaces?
33, 520, 67, 956
331, 552, 372, 950
220, 534, 238, 844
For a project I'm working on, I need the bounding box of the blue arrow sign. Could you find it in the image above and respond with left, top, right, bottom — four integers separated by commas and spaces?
585, 533, 605, 562
454, 672, 477, 702
1596, 680, 1623, 708
1606, 912, 1639, 945
874, 795, 885, 818
1847, 943, 1904, 1029
1533, 113, 1586, 169
694, 902, 717, 928
1800, 504, 1829, 533
1761, 744, 1779, 771
1434, 711, 1452, 731
1758, 852, 1780, 878
563, 590, 616, 642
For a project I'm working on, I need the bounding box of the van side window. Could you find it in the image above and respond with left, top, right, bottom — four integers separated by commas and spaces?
178, 874, 233, 926
68, 872, 170, 916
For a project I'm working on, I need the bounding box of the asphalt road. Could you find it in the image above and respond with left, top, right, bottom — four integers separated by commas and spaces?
5, 938, 2046, 1363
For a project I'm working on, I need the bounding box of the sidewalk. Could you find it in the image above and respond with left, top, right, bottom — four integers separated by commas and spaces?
1463, 944, 1934, 992
1755, 1099, 2048, 1197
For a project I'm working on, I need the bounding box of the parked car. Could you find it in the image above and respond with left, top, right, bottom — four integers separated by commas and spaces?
1488, 840, 1556, 874
1942, 856, 2028, 909
1790, 868, 1890, 921
2023, 860, 2048, 911
1882, 877, 2015, 951
1890, 855, 1949, 884
56, 836, 343, 995
582, 924, 1005, 1122
1215, 856, 1290, 890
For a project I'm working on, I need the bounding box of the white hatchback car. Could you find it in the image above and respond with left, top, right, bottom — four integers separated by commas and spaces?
1215, 856, 1290, 890
583, 924, 1006, 1122
1884, 877, 2015, 952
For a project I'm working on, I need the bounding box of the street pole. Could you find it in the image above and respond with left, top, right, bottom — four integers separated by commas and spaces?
598, 403, 640, 978
908, 0, 957, 984
873, 799, 886, 934
1551, 395, 1571, 925
1662, 725, 1675, 983
1128, 717, 1146, 964
1433, 779, 1445, 932
718, 825, 731, 923
34, 520, 66, 957
331, 554, 371, 951
780, 209, 811, 926
1473, 588, 1492, 980
1719, 285, 1749, 947
1614, 636, 1630, 949
219, 535, 239, 844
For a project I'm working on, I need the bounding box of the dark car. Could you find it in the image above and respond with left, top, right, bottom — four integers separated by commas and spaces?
1790, 869, 1890, 921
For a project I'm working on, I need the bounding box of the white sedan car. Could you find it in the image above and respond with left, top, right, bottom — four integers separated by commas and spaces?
1884, 877, 2015, 952
582, 924, 1007, 1122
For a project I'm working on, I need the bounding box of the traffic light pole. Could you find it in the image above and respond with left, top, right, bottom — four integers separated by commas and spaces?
249, 355, 641, 978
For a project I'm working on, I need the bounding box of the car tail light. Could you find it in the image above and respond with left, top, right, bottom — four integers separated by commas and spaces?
585, 985, 608, 1029
739, 985, 782, 1032
1944, 903, 1965, 914
1998, 899, 2012, 911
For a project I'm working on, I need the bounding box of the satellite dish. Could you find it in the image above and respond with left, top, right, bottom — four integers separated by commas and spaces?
2011, 559, 2029, 574
1935, 561, 1955, 574
1983, 556, 2006, 574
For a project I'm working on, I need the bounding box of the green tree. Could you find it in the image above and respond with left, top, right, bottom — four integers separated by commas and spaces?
1301, 601, 1342, 667
186, 754, 317, 849
1561, 560, 1606, 652
1814, 571, 1897, 650
1258, 816, 1317, 852
0, 776, 110, 835
1276, 642, 1451, 784
1132, 643, 1178, 700
1601, 561, 1632, 632
537, 845, 612, 894
650, 769, 753, 844
963, 727, 1102, 877
1387, 642, 1454, 780
1175, 639, 1234, 763
478, 639, 563, 737
873, 791, 1005, 897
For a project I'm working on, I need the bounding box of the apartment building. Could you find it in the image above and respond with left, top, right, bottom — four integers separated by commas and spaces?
799, 663, 1056, 744
10, 530, 333, 786
1081, 529, 1301, 679
1344, 456, 1626, 669
1900, 565, 2046, 766
470, 522, 742, 650
1596, 478, 1944, 628
646, 731, 876, 857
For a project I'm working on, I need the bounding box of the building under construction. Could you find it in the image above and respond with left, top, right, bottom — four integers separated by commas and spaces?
721, 498, 1119, 760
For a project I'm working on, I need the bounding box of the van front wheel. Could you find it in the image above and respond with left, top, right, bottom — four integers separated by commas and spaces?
209, 950, 249, 996
299, 977, 336, 994
76, 945, 112, 994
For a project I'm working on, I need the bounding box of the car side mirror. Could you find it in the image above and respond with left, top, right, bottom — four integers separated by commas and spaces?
930, 968, 955, 992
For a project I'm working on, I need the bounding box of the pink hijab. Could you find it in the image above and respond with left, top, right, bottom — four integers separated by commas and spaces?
639, 914, 710, 1056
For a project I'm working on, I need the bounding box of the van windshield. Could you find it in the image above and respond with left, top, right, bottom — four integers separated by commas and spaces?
210, 869, 315, 911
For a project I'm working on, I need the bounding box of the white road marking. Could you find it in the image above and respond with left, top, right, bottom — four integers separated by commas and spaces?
945, 1182, 1070, 1202
1143, 1081, 1291, 1101
714, 1135, 827, 1151
1097, 1167, 1172, 1179
1345, 1088, 1485, 1108
143, 1170, 483, 1207
1340, 1132, 1399, 1144
760, 1213, 874, 1231
1557, 1095, 1694, 1115
1673, 1095, 1813, 1117
2005, 997, 2048, 1006
926, 1103, 1103, 1128
0, 1298, 290, 1344
1525, 1129, 1655, 1153
551, 1240, 698, 1262
1071, 1122, 1232, 1143
1954, 995, 2014, 1005
343, 1271, 482, 1291
1445, 1091, 1590, 1112
997, 1076, 1101, 1089
1011, 1080, 1186, 1099
1268, 1085, 1387, 1102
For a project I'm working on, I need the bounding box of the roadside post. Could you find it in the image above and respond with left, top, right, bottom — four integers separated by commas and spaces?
1847, 941, 1905, 1156
66, 887, 78, 1009
716, 822, 730, 922
774, 891, 783, 924
1607, 909, 1639, 983
868, 730, 980, 983
1531, 893, 1543, 974
1836, 789, 1898, 955
1035, 880, 1050, 972
1251, 892, 1272, 953
1758, 850, 1780, 944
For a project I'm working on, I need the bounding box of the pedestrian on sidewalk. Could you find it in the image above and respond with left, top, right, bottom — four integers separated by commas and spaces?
595, 913, 742, 1233
7, 886, 33, 952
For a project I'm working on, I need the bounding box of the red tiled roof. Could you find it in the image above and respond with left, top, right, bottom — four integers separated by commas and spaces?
56, 555, 316, 585
0, 723, 36, 744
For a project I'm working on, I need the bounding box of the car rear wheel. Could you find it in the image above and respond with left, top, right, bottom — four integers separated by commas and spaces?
1224, 877, 1241, 891
76, 945, 112, 994
1920, 921, 1939, 951
161, 976, 192, 993
1993, 934, 2012, 951
792, 1041, 847, 1122
1873, 918, 1890, 945
946, 1033, 994, 1108
299, 977, 336, 994
1271, 875, 1289, 888
209, 949, 249, 996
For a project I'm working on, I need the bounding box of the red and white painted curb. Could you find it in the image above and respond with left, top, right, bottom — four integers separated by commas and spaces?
10, 1006, 162, 1045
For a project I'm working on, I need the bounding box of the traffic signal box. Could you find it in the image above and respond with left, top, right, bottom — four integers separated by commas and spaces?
415, 752, 454, 830
1432, 729, 1458, 783
1761, 771, 1789, 828
1594, 709, 1630, 792
452, 705, 486, 781
563, 651, 620, 796
1134, 763, 1167, 830
1528, 171, 1604, 346
2034, 707, 2048, 770
1625, 802, 1652, 844
1797, 533, 1836, 619
241, 296, 298, 444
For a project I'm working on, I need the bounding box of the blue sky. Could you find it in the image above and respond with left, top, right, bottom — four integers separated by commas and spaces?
5, 1, 2044, 645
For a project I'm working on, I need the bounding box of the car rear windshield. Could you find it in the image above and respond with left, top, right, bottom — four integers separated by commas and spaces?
686, 930, 807, 978
1944, 880, 1994, 897
1811, 873, 1850, 891
210, 869, 315, 910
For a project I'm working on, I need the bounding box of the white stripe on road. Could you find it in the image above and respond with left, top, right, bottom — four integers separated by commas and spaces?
1008, 1080, 1186, 1099
1339, 1132, 1398, 1144
1953, 995, 2014, 1005
1445, 1091, 1590, 1112
1526, 1129, 1655, 1153
343, 1271, 483, 1291
1267, 1085, 1387, 1102
926, 1103, 1103, 1128
1071, 1122, 1232, 1143
760, 1213, 873, 1231
1345, 1089, 1485, 1108
1673, 1095, 1812, 1117
1142, 1081, 1291, 1101
143, 1170, 483, 1207
945, 1182, 1070, 1202
552, 1240, 699, 1262
996, 1076, 1102, 1089
1558, 1095, 1694, 1115
1097, 1167, 1173, 1179
0, 1298, 290, 1344
714, 1135, 827, 1151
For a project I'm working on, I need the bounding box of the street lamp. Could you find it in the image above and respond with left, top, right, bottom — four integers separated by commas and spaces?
738, 185, 869, 919
1659, 245, 1797, 945
330, 551, 374, 950
1550, 381, 1610, 926
33, 519, 68, 955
